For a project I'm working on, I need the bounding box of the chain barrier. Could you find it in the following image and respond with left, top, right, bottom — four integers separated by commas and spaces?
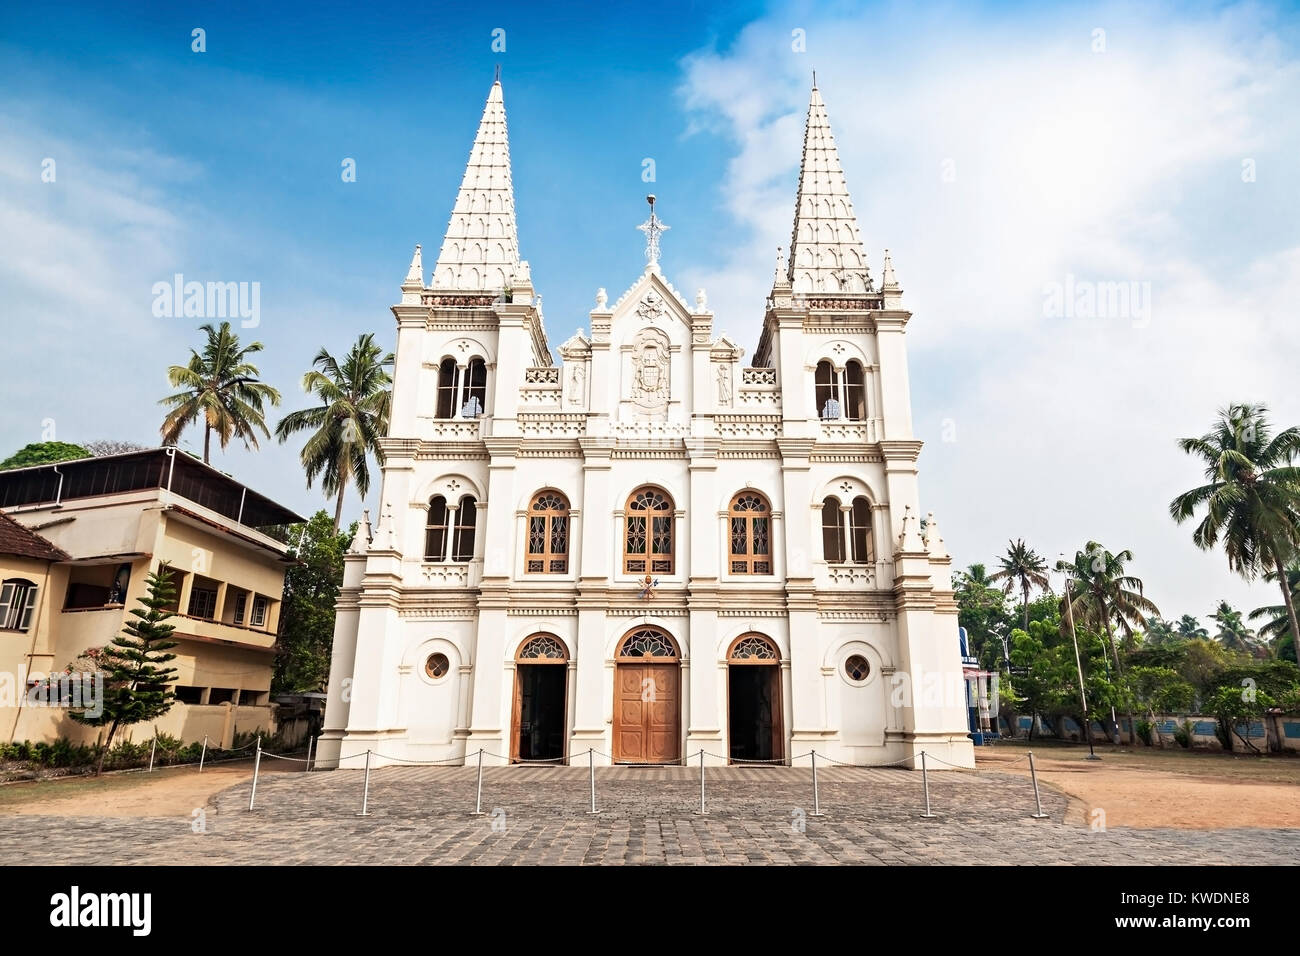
235, 744, 1056, 823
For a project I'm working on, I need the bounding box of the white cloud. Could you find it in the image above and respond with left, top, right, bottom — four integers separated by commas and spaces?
677, 1, 1300, 621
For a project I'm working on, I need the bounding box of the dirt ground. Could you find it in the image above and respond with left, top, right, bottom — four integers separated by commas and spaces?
977, 744, 1300, 828
0, 758, 299, 817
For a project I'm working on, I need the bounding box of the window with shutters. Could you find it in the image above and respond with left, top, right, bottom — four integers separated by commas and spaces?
452, 495, 477, 561
728, 492, 772, 575
425, 495, 449, 560
525, 491, 569, 574
624, 487, 673, 575
0, 579, 38, 632
821, 496, 845, 562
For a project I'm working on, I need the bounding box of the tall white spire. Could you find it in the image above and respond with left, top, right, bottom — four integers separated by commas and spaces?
431, 79, 520, 292
786, 82, 871, 294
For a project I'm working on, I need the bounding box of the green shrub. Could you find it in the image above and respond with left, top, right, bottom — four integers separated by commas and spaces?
1136, 719, 1153, 746
1173, 722, 1191, 748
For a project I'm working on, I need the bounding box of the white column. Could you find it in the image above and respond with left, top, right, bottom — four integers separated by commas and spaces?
839, 504, 853, 563
444, 504, 458, 562
835, 368, 847, 420
452, 364, 465, 418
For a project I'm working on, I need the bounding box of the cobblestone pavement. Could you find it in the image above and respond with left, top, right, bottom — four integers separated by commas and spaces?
2, 765, 1296, 864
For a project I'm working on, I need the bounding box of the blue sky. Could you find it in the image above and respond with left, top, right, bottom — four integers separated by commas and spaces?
4, 0, 1300, 623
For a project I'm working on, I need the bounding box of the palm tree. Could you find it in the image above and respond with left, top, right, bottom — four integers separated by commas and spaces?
1056, 541, 1159, 670
1170, 403, 1300, 666
1210, 600, 1258, 654
989, 539, 1051, 633
958, 563, 996, 591
1175, 614, 1208, 640
1143, 616, 1176, 646
159, 322, 281, 463
1248, 562, 1300, 662
275, 333, 393, 531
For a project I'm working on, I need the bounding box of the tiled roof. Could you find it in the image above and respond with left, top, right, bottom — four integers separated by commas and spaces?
0, 512, 69, 562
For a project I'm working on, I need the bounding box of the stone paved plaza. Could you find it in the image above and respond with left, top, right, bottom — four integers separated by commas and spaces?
3, 764, 1298, 865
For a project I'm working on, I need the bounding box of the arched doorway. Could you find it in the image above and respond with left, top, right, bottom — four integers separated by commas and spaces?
612, 627, 681, 764
511, 635, 568, 763
727, 634, 783, 764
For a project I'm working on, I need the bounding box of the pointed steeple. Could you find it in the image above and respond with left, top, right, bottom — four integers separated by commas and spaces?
404, 244, 423, 286
881, 248, 899, 291
431, 79, 520, 292
786, 83, 871, 294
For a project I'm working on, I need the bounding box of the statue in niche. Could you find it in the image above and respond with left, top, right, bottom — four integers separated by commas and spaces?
631, 327, 670, 411
716, 364, 732, 405
568, 364, 585, 404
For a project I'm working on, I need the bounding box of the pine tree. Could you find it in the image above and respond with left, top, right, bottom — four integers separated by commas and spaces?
72, 564, 180, 775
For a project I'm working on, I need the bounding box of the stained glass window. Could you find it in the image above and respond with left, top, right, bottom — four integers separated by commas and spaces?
617, 627, 678, 659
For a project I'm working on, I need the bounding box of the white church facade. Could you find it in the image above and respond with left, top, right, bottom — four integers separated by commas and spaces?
317, 78, 974, 769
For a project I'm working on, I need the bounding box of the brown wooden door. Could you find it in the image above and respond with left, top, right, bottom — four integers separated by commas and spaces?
614, 663, 679, 763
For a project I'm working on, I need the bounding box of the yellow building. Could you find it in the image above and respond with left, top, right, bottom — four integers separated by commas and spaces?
0, 448, 303, 748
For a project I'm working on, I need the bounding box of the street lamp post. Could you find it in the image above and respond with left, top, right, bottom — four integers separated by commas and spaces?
1061, 572, 1099, 761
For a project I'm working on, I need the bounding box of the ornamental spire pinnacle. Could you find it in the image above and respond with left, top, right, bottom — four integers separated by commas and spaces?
430, 78, 520, 292
637, 194, 670, 272
403, 243, 423, 287
786, 82, 871, 294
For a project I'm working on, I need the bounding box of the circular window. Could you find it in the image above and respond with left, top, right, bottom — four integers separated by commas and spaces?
844, 654, 871, 683
425, 653, 450, 679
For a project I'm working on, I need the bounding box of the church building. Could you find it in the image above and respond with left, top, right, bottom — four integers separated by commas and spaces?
316, 78, 974, 769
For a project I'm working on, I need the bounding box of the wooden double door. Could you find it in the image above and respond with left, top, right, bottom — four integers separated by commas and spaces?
613, 663, 680, 764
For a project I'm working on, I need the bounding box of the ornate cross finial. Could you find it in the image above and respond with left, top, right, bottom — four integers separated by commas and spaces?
636, 194, 670, 269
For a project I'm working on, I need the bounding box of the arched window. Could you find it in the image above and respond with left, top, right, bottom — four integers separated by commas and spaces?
844, 361, 866, 421
728, 492, 772, 575
0, 578, 38, 632
821, 496, 845, 563
624, 487, 674, 575
435, 359, 457, 419
617, 627, 679, 659
435, 357, 488, 419
424, 496, 449, 561
729, 633, 780, 661
461, 358, 487, 418
452, 495, 477, 561
526, 491, 569, 574
815, 361, 840, 419
517, 634, 568, 661
849, 496, 873, 564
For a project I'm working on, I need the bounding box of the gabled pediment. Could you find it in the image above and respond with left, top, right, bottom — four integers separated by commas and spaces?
604, 268, 695, 332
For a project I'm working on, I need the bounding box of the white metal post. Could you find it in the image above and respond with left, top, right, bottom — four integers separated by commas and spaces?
358, 749, 372, 816
199, 735, 208, 773
587, 748, 601, 814
471, 748, 485, 815
920, 751, 936, 818
247, 737, 263, 811
811, 750, 824, 816
695, 750, 707, 815
1029, 751, 1049, 819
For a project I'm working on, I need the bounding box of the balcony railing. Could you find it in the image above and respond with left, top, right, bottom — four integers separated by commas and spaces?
825, 563, 877, 587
